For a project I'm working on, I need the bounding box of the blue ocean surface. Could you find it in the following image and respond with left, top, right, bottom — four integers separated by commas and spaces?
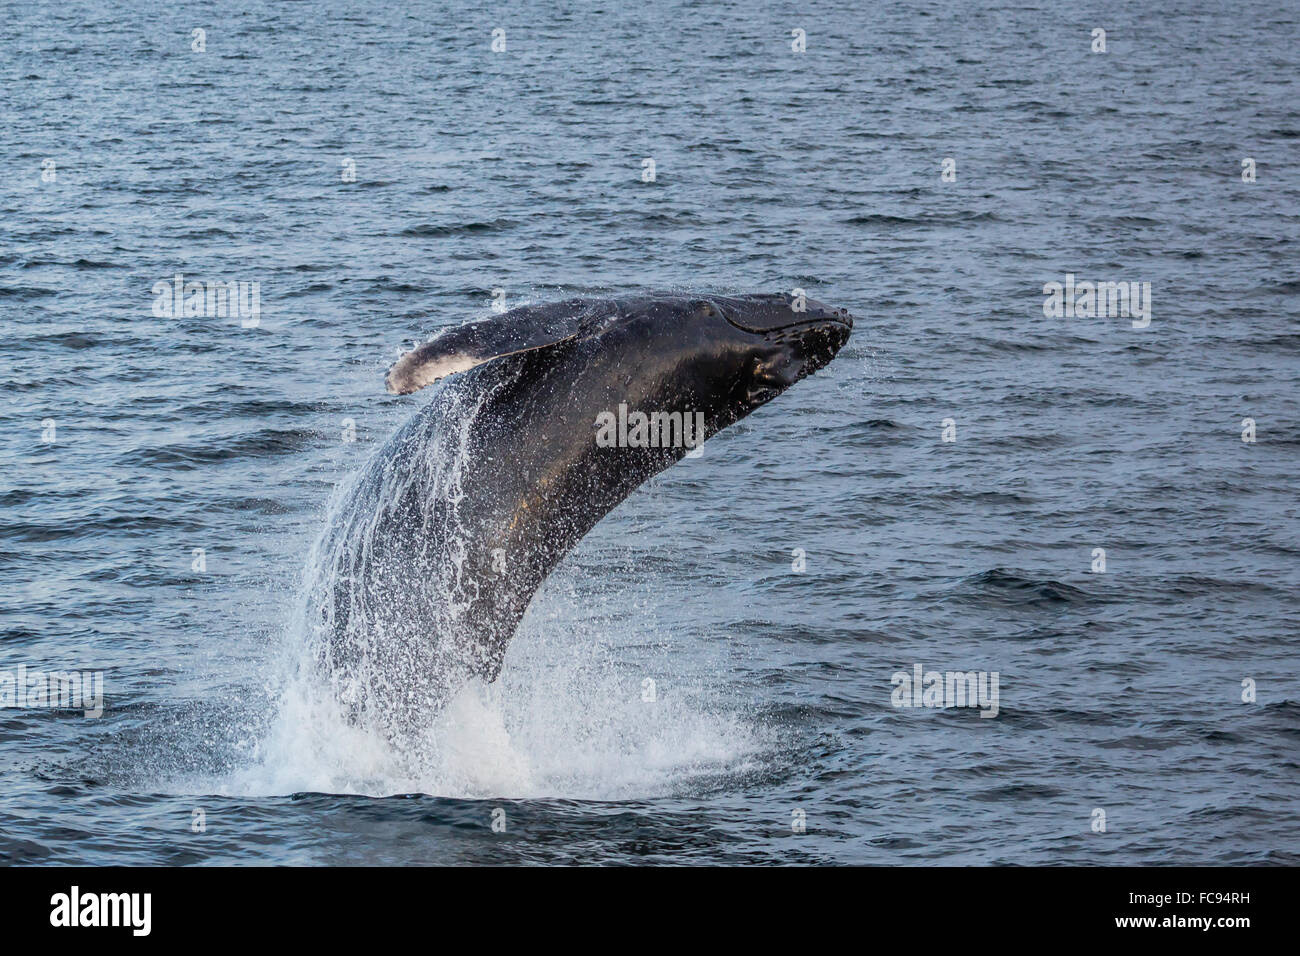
1, 0, 1297, 864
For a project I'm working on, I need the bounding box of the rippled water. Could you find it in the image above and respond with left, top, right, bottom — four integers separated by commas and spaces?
2, 0, 1298, 865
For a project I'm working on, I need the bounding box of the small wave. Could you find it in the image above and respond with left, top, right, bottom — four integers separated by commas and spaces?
125, 428, 315, 468
0, 285, 58, 299
843, 210, 999, 227
399, 219, 517, 237
959, 568, 1089, 607
28, 331, 102, 350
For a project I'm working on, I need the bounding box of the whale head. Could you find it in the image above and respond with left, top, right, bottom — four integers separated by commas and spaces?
586, 292, 852, 435
698, 292, 854, 410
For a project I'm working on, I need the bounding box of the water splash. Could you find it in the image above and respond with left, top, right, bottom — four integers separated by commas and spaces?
226, 627, 767, 800
219, 374, 768, 800
299, 374, 499, 748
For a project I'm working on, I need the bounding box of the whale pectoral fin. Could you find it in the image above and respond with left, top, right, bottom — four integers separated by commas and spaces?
386, 322, 578, 395
386, 298, 618, 395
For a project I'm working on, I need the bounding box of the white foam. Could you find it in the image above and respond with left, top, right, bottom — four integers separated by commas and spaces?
222, 620, 764, 800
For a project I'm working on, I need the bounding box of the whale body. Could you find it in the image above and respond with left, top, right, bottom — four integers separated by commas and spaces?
304, 293, 853, 742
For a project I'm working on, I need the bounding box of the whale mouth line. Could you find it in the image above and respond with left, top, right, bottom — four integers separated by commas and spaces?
720, 312, 855, 335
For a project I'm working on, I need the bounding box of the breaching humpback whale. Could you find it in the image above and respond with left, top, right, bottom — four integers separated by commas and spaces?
304, 293, 853, 743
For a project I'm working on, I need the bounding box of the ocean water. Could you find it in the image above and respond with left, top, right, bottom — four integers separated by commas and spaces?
1, 0, 1298, 865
